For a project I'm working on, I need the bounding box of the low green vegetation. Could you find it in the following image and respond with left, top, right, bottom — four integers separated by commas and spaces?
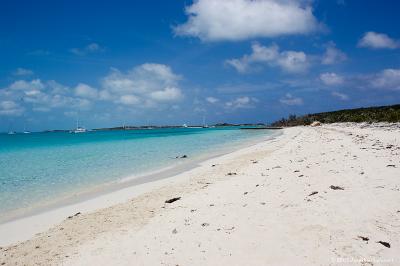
271, 104, 400, 127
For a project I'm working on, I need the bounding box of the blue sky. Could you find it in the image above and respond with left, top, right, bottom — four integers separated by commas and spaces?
1, 0, 400, 131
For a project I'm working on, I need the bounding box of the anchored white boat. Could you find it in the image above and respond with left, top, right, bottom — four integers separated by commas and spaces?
70, 118, 87, 133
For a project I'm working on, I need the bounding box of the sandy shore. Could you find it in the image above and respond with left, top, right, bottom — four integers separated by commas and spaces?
1, 124, 400, 265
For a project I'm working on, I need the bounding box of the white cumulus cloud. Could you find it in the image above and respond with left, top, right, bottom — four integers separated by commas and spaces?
206, 96, 219, 104
225, 96, 258, 109
13, 68, 34, 76
174, 0, 322, 42
0, 100, 24, 116
280, 93, 303, 105
370, 68, 400, 90
0, 79, 93, 116
320, 72, 344, 86
226, 42, 309, 73
322, 42, 347, 65
101, 63, 184, 107
70, 43, 105, 55
331, 91, 349, 100
358, 32, 399, 49
74, 83, 99, 99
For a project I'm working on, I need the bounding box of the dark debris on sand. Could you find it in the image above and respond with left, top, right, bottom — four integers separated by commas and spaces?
165, 197, 181, 204
377, 241, 391, 248
67, 212, 81, 219
330, 185, 344, 190
358, 236, 369, 242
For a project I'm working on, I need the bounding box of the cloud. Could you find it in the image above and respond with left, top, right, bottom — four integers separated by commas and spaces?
320, 72, 344, 86
150, 87, 183, 102
70, 43, 105, 55
174, 0, 322, 42
358, 32, 399, 49
0, 100, 24, 116
8, 79, 45, 91
0, 79, 93, 116
0, 63, 185, 118
369, 68, 400, 90
226, 42, 309, 73
280, 93, 303, 105
322, 42, 347, 65
206, 96, 219, 104
13, 68, 34, 76
118, 95, 140, 105
74, 83, 99, 99
331, 91, 349, 100
101, 63, 184, 107
225, 96, 258, 109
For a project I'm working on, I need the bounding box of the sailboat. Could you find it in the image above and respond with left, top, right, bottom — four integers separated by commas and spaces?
202, 115, 209, 128
23, 123, 31, 134
7, 123, 16, 134
70, 117, 87, 133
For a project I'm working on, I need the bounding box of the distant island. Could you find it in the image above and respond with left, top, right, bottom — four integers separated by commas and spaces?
39, 123, 267, 133
271, 104, 400, 127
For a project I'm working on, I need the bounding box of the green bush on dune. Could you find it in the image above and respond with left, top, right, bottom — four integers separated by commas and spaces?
271, 104, 400, 127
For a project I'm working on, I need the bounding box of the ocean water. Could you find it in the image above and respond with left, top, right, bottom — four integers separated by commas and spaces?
0, 127, 276, 221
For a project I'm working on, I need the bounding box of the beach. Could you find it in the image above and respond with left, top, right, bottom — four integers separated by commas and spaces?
1, 123, 400, 265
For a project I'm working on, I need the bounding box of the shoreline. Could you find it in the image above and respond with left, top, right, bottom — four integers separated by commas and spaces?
2, 123, 399, 265
0, 130, 281, 246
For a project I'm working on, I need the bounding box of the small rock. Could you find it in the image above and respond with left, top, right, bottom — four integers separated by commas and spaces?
201, 223, 209, 227
386, 164, 396, 168
308, 191, 318, 196
172, 228, 178, 234
226, 172, 237, 176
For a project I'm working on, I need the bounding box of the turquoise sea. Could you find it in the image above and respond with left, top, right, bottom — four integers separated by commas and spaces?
0, 127, 276, 221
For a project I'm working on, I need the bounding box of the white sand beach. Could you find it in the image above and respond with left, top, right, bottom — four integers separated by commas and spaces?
1, 123, 400, 265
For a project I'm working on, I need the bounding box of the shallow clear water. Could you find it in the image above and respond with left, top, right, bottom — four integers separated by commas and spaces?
0, 127, 275, 219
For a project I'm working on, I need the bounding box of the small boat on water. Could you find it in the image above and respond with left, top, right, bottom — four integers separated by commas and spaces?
71, 127, 87, 133
23, 124, 31, 134
70, 118, 87, 133
8, 131, 16, 135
